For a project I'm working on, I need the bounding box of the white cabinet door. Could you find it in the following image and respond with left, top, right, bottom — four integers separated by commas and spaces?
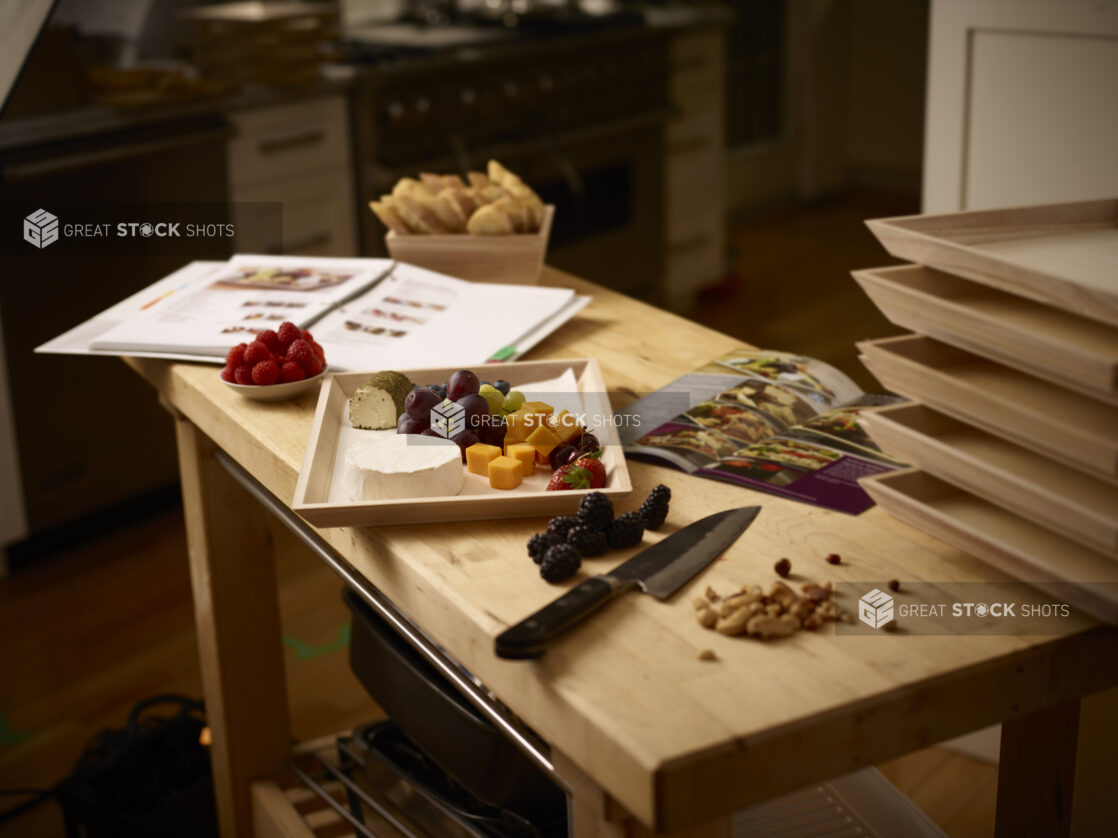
924, 0, 1118, 212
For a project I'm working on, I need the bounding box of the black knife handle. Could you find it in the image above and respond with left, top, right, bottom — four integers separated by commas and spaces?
495, 576, 625, 659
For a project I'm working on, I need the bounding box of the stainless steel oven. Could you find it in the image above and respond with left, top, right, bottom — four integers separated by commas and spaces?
350, 24, 670, 296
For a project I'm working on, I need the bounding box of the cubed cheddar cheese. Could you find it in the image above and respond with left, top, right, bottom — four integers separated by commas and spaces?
465, 442, 502, 476
505, 442, 536, 477
488, 456, 524, 490
550, 410, 583, 444
504, 409, 540, 444
524, 424, 560, 461
521, 401, 554, 416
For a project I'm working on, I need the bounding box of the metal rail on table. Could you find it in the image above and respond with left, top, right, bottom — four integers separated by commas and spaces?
213, 449, 569, 794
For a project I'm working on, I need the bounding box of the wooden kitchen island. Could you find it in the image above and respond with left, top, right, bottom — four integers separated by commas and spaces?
127, 267, 1117, 838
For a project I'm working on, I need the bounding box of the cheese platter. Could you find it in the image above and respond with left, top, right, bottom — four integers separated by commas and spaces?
293, 358, 633, 526
858, 334, 1118, 482
852, 264, 1118, 405
861, 403, 1118, 557
859, 468, 1118, 624
865, 197, 1118, 327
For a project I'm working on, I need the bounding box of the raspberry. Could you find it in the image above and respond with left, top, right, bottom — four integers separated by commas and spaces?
288, 339, 323, 376
233, 364, 253, 386
310, 340, 325, 362
539, 544, 580, 583
576, 492, 613, 532
279, 361, 306, 383
220, 364, 237, 383
244, 340, 272, 366
252, 359, 280, 385
608, 512, 644, 550
277, 321, 301, 348
566, 525, 607, 558
257, 329, 281, 352
527, 532, 557, 564
225, 343, 247, 367
301, 329, 314, 342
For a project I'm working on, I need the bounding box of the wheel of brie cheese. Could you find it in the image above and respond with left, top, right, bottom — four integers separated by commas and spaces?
345, 434, 464, 501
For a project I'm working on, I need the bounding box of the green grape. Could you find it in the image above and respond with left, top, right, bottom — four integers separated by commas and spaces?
503, 390, 525, 412
480, 388, 505, 414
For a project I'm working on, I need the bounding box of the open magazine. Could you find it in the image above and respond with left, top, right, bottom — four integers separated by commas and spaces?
616, 349, 905, 514
43, 255, 588, 371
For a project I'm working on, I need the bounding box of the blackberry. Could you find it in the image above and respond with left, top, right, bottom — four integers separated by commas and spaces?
639, 484, 671, 530
576, 492, 614, 532
540, 543, 581, 583
608, 512, 645, 550
567, 525, 608, 558
527, 532, 557, 564
547, 515, 579, 541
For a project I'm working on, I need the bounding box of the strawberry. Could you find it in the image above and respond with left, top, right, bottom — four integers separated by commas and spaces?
233, 364, 254, 386
573, 454, 606, 489
225, 342, 248, 367
243, 339, 272, 366
252, 359, 280, 385
277, 321, 301, 349
546, 465, 593, 491
279, 361, 306, 383
257, 329, 281, 353
220, 364, 237, 383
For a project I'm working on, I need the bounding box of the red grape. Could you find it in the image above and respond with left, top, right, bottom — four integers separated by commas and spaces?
446, 369, 480, 401
478, 418, 507, 447
455, 393, 490, 430
449, 429, 479, 461
397, 415, 428, 434
405, 387, 442, 421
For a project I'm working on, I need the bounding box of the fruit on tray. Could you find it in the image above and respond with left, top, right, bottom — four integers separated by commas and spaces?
487, 456, 524, 490
349, 371, 415, 430
221, 321, 326, 386
465, 442, 502, 476
370, 160, 545, 236
344, 434, 463, 501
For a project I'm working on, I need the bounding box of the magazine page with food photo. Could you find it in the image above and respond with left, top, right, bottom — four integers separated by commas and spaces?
89, 255, 395, 357
617, 349, 905, 513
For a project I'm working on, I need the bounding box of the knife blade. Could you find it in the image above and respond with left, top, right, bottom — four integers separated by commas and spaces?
495, 505, 761, 659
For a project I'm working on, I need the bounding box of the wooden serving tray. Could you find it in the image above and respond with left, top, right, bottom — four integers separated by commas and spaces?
862, 403, 1118, 557
865, 198, 1118, 327
858, 334, 1118, 482
860, 468, 1118, 624
293, 358, 632, 527
853, 264, 1118, 405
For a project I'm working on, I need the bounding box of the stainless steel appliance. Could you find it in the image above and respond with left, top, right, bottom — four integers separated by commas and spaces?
347, 20, 669, 296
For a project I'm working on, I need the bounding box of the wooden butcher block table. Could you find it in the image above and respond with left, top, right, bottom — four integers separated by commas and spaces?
126, 267, 1118, 838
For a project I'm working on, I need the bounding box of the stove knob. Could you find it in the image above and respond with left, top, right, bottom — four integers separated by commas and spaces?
538, 75, 553, 93
387, 101, 405, 123
416, 97, 430, 115
503, 81, 519, 100
460, 87, 477, 107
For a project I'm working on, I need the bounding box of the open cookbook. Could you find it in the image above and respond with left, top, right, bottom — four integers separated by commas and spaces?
616, 349, 906, 514
38, 255, 589, 371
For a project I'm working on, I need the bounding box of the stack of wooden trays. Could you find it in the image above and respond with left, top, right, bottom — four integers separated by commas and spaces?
180, 2, 338, 89
851, 198, 1118, 623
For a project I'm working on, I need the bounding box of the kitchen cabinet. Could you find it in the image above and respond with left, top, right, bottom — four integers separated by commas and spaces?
663, 27, 727, 310
227, 94, 359, 256
923, 0, 1118, 212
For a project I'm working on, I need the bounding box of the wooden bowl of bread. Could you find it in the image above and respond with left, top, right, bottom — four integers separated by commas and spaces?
371, 160, 553, 285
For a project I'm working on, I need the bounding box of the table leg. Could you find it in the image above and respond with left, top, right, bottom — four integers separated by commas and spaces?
176, 418, 292, 837
995, 686, 1118, 838
554, 751, 732, 837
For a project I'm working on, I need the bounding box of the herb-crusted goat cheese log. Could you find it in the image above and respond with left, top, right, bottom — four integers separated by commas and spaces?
348, 370, 413, 430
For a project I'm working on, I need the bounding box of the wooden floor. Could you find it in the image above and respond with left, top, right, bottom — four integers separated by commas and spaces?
0, 192, 997, 837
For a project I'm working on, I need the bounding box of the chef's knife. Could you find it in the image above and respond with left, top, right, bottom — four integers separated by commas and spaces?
495, 506, 761, 659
